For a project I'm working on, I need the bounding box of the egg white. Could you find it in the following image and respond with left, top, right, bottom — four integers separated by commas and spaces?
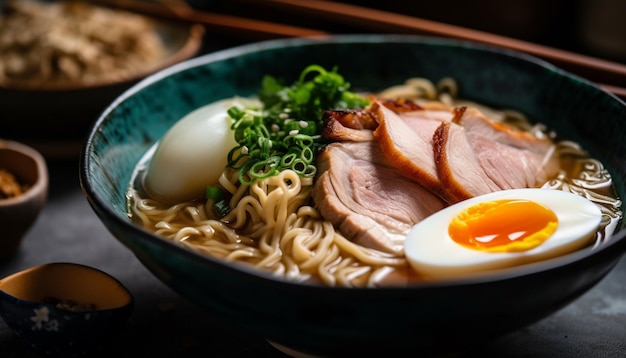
144, 97, 257, 203
404, 188, 603, 280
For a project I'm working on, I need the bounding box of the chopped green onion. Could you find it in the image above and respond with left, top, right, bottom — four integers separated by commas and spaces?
206, 186, 230, 217
226, 64, 370, 185
205, 186, 224, 201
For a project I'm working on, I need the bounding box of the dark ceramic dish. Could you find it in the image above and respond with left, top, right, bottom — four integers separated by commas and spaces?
79, 35, 626, 357
0, 262, 134, 357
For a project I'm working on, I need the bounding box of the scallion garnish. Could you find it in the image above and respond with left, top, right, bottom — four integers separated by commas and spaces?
226, 64, 370, 185
205, 186, 224, 201
205, 186, 230, 216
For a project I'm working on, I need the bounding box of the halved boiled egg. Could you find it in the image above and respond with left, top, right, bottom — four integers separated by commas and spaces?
405, 188, 602, 280
144, 97, 258, 203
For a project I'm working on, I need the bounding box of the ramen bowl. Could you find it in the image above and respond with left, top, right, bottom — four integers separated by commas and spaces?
0, 262, 134, 357
79, 35, 626, 357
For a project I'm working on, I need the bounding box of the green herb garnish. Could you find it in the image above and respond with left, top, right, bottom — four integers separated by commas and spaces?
226, 64, 370, 185
205, 185, 230, 216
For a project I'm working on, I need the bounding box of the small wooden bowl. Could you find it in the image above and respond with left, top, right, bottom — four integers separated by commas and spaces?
0, 139, 48, 259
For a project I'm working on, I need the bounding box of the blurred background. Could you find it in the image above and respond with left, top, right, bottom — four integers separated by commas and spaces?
1, 0, 624, 158
202, 0, 626, 63
1, 0, 624, 159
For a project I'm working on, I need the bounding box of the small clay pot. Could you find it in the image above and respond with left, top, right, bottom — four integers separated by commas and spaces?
0, 139, 48, 259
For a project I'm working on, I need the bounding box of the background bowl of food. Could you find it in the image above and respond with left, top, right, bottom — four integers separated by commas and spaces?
0, 0, 204, 158
79, 34, 626, 357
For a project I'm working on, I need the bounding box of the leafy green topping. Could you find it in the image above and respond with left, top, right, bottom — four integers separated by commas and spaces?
205, 185, 230, 216
226, 64, 370, 185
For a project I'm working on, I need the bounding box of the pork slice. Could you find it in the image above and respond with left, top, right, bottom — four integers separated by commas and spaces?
434, 120, 561, 203
433, 121, 501, 202
458, 107, 555, 154
313, 141, 446, 255
372, 102, 449, 199
321, 109, 375, 142
468, 133, 559, 189
400, 108, 456, 123
322, 101, 455, 140
379, 98, 423, 113
458, 107, 560, 188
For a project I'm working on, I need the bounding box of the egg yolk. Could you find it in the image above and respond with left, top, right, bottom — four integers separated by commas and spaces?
448, 199, 558, 253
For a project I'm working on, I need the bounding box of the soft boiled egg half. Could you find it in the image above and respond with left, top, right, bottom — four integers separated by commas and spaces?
405, 188, 603, 280
144, 97, 259, 203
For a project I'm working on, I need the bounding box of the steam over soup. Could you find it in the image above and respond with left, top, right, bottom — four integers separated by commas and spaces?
127, 65, 623, 287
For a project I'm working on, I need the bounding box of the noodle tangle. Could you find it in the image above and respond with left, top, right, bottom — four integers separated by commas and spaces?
130, 167, 405, 287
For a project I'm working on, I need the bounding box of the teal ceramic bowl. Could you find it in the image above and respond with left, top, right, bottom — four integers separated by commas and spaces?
79, 35, 626, 357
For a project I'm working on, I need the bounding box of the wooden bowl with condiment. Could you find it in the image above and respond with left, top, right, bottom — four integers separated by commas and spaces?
0, 139, 48, 259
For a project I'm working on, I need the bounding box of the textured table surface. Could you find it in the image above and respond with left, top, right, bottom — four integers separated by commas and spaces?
1, 158, 625, 358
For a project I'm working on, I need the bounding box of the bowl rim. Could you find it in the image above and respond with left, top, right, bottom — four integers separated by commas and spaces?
79, 33, 626, 291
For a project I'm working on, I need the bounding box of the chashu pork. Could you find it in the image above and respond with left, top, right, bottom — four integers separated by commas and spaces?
372, 101, 559, 203
314, 99, 561, 250
321, 109, 377, 142
431, 106, 559, 202
313, 141, 446, 255
372, 102, 451, 200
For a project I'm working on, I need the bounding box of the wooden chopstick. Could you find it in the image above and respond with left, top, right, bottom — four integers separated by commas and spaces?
93, 0, 625, 100
259, 0, 626, 100
92, 0, 328, 39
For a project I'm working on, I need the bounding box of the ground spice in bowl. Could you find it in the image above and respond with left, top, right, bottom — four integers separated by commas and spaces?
0, 169, 30, 199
